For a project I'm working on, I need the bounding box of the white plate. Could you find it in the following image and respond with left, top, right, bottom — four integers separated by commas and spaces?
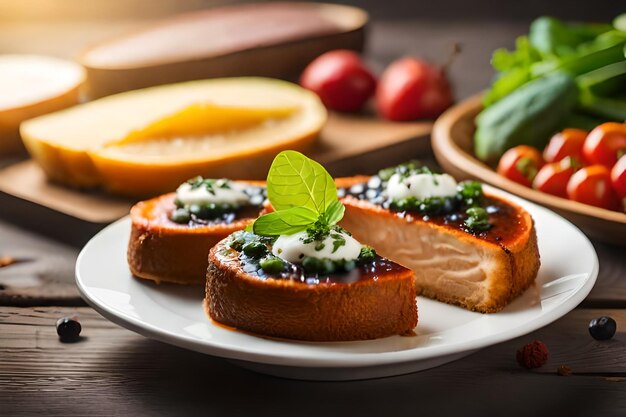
76, 189, 598, 380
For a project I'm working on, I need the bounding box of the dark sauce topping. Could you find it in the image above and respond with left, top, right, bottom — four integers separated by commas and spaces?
340, 176, 521, 245
171, 185, 266, 226
240, 252, 403, 285
225, 231, 384, 286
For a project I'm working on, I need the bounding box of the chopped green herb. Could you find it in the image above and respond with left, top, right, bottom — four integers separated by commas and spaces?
358, 246, 376, 263
170, 208, 191, 224
377, 160, 433, 181
330, 233, 346, 253
302, 256, 335, 274
259, 256, 285, 274
242, 241, 268, 258
457, 181, 484, 207
464, 207, 492, 232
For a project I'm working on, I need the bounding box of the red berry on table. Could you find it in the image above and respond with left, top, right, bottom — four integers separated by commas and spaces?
376, 57, 453, 121
300, 50, 377, 112
516, 340, 549, 369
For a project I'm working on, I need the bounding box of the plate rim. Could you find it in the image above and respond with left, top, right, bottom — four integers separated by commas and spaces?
76, 187, 599, 368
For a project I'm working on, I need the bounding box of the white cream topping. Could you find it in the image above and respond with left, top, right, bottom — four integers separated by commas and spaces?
272, 230, 362, 263
386, 172, 457, 201
175, 180, 249, 206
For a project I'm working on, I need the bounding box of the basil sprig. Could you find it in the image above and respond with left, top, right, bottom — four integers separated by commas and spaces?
252, 151, 345, 237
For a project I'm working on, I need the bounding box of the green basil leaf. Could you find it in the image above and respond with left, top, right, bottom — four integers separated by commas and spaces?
324, 199, 345, 225
252, 206, 318, 236
267, 150, 337, 214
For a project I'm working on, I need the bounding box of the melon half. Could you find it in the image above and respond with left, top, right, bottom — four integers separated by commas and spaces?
21, 77, 326, 196
0, 55, 84, 155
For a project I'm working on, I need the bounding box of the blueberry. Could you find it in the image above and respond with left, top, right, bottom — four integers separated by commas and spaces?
56, 317, 82, 342
589, 316, 617, 340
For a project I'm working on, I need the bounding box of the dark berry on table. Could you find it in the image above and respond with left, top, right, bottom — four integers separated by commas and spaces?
56, 316, 82, 342
516, 340, 549, 369
588, 316, 617, 340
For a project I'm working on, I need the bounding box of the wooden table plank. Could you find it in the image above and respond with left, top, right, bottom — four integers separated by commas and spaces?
0, 220, 82, 306
586, 241, 626, 308
2, 306, 626, 416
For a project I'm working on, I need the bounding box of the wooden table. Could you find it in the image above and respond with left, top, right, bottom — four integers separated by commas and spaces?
2, 9, 626, 416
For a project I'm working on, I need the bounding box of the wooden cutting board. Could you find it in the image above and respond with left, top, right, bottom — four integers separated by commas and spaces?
0, 112, 432, 243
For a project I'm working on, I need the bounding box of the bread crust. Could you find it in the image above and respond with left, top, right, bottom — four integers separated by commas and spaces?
127, 178, 360, 285
205, 241, 418, 341
128, 192, 261, 284
339, 188, 540, 313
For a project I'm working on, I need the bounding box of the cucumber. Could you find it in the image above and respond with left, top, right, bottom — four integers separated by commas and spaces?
474, 72, 578, 163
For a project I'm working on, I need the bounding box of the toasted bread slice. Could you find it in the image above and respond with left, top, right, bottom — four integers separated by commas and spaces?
128, 191, 263, 285
339, 178, 540, 313
205, 238, 418, 341
127, 178, 363, 285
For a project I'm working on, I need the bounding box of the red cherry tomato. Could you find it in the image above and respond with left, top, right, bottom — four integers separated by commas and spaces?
497, 145, 545, 187
543, 128, 587, 164
375, 57, 453, 121
532, 157, 577, 198
566, 165, 620, 210
611, 154, 626, 201
300, 50, 376, 112
582, 122, 626, 168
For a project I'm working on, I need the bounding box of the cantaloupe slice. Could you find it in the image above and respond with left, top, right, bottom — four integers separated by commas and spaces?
21, 77, 326, 196
0, 55, 84, 155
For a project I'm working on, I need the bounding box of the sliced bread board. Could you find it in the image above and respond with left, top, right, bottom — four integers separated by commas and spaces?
0, 111, 432, 243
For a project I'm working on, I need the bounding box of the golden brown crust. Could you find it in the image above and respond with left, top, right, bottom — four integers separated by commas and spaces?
205, 241, 418, 341
339, 185, 540, 313
128, 192, 260, 285
127, 178, 357, 285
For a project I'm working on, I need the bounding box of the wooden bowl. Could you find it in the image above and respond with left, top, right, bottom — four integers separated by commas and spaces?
78, 2, 368, 99
432, 94, 626, 246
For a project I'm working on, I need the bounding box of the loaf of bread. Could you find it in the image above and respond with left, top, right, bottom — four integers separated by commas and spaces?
205, 238, 418, 341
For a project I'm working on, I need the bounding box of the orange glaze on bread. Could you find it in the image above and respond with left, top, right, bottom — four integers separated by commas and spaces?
128, 186, 264, 285
205, 238, 418, 341
338, 177, 540, 313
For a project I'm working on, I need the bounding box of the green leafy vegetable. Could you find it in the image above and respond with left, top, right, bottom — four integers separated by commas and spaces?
266, 150, 337, 214
481, 14, 626, 119
529, 17, 612, 57
252, 151, 345, 237
475, 72, 578, 163
252, 207, 318, 236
